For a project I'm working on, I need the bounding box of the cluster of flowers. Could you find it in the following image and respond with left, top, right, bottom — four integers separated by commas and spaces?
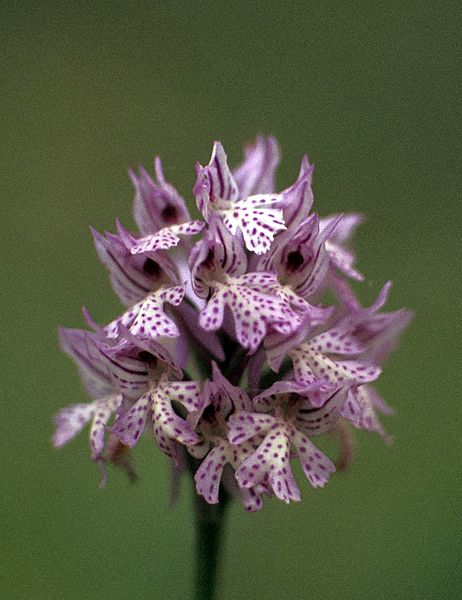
54, 137, 412, 510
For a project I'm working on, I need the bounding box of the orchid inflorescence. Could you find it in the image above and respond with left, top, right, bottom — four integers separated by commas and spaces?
54, 137, 412, 511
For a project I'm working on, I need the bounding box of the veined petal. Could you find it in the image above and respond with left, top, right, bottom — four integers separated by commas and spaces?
294, 387, 346, 436
292, 431, 335, 487
96, 344, 149, 400
131, 158, 190, 236
282, 156, 314, 229
320, 214, 364, 281
190, 223, 247, 299
252, 379, 327, 411
91, 227, 175, 305
194, 142, 239, 217
320, 213, 364, 244
116, 329, 182, 379
233, 135, 280, 198
58, 327, 113, 398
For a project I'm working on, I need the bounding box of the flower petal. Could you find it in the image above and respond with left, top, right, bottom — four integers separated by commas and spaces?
294, 387, 346, 436
221, 202, 285, 255
233, 135, 280, 198
292, 431, 335, 488
58, 327, 113, 398
195, 443, 227, 504
91, 227, 174, 305
152, 388, 200, 447
235, 423, 301, 503
90, 394, 122, 459
129, 221, 205, 255
199, 280, 300, 352
53, 403, 95, 447
227, 411, 276, 444
309, 329, 365, 355
112, 392, 151, 448
162, 380, 203, 412
104, 286, 185, 340
194, 142, 239, 217
131, 157, 190, 235
282, 156, 315, 229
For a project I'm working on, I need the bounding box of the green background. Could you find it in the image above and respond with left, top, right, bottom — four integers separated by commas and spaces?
2, 2, 461, 599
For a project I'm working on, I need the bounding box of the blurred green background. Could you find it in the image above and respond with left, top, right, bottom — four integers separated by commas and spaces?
2, 2, 461, 599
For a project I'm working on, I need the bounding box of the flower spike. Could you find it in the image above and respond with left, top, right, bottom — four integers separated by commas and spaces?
55, 137, 411, 512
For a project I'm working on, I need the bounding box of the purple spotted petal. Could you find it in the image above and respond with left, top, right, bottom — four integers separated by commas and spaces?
344, 386, 391, 441
292, 431, 335, 487
129, 221, 205, 255
161, 380, 203, 412
104, 286, 185, 340
235, 422, 301, 503
309, 328, 365, 355
152, 386, 200, 448
227, 411, 276, 444
89, 394, 122, 459
221, 197, 286, 255
54, 393, 122, 460
112, 392, 151, 447
195, 443, 228, 504
290, 344, 381, 386
199, 278, 300, 352
195, 439, 259, 507
153, 425, 181, 462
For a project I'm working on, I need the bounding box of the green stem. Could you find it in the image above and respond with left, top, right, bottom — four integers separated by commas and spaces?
192, 489, 230, 600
